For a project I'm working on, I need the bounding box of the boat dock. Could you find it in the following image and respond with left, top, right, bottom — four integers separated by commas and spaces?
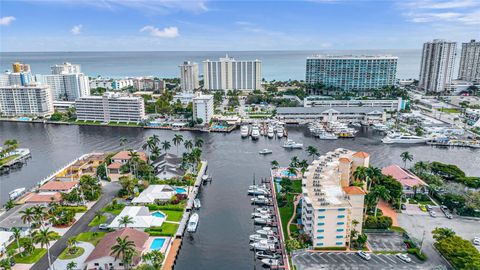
426, 140, 480, 149
0, 148, 32, 174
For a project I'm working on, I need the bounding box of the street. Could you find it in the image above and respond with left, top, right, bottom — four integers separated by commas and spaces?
32, 182, 121, 270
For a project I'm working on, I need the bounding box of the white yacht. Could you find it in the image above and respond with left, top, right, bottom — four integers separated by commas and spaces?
250, 240, 275, 251
193, 198, 201, 209
187, 213, 199, 232
276, 126, 284, 138
251, 126, 260, 140
267, 126, 275, 138
282, 139, 303, 149
254, 217, 272, 225
256, 227, 275, 236
259, 149, 273, 155
382, 133, 429, 144
372, 123, 389, 131
318, 132, 338, 140
9, 187, 26, 200
261, 259, 280, 267
240, 125, 250, 138
250, 234, 278, 243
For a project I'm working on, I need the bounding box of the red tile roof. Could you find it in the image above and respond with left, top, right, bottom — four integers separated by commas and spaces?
107, 162, 122, 169
343, 186, 366, 195
352, 151, 369, 158
382, 165, 428, 188
111, 151, 147, 162
24, 192, 62, 203
39, 181, 79, 191
85, 228, 149, 264
339, 157, 351, 163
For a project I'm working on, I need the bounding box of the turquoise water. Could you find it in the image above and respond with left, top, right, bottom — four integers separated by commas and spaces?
151, 211, 166, 218
175, 187, 187, 194
150, 238, 166, 250
281, 170, 296, 177
17, 117, 31, 121
212, 125, 225, 129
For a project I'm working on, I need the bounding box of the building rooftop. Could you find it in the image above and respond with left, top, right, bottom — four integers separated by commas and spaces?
131, 185, 176, 204
382, 165, 428, 188
111, 151, 148, 162
39, 180, 78, 191
0, 204, 34, 229
108, 206, 165, 228
23, 192, 62, 203
276, 106, 386, 114
343, 186, 366, 195
107, 162, 122, 169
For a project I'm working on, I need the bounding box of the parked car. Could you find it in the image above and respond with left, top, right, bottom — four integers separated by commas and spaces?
356, 251, 371, 261
426, 204, 432, 211
440, 205, 449, 213
396, 253, 411, 263
429, 211, 437, 217
419, 205, 427, 212
473, 237, 480, 246
445, 212, 453, 219
401, 204, 407, 210
99, 223, 109, 230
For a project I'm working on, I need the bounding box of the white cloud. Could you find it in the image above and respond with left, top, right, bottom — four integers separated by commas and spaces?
71, 24, 83, 35
399, 0, 480, 25
0, 16, 16, 26
140, 26, 179, 38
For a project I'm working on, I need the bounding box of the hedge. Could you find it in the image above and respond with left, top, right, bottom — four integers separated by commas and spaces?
364, 216, 392, 229
147, 204, 185, 211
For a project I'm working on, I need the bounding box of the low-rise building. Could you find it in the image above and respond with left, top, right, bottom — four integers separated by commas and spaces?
85, 228, 149, 270
0, 204, 36, 232
22, 192, 62, 204
108, 206, 165, 229
172, 92, 196, 105
151, 153, 185, 180
75, 92, 145, 123
302, 149, 368, 249
132, 185, 178, 204
276, 106, 387, 124
382, 165, 428, 198
107, 150, 148, 181
38, 180, 79, 193
304, 96, 406, 111
0, 85, 54, 117
192, 93, 214, 124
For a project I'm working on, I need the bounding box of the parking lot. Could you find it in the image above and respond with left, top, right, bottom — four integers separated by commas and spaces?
367, 232, 406, 252
292, 251, 427, 270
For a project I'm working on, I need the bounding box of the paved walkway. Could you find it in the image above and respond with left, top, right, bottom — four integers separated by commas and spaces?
12, 264, 33, 270
287, 194, 301, 240
377, 200, 398, 226
52, 241, 94, 270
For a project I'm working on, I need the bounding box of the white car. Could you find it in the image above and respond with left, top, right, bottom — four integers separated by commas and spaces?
429, 211, 437, 217
356, 251, 371, 261
99, 223, 109, 230
473, 237, 480, 246
396, 253, 412, 263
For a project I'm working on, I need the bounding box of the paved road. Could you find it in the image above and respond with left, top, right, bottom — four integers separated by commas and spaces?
32, 182, 120, 270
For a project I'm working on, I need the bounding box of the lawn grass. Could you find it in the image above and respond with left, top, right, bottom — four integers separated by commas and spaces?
7, 237, 30, 252
88, 215, 107, 227
13, 248, 47, 264
161, 210, 184, 222
101, 203, 125, 216
145, 222, 179, 236
58, 247, 85, 260
0, 154, 20, 166
75, 232, 106, 246
278, 193, 296, 240
437, 108, 460, 114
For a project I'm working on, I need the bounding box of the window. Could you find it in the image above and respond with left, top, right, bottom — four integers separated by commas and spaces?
317, 235, 324, 239
338, 208, 346, 211
337, 228, 344, 232
316, 243, 324, 246
336, 242, 343, 245
337, 222, 345, 225
318, 216, 325, 219
318, 209, 325, 212
317, 222, 325, 226
94, 263, 99, 266
317, 229, 324, 232
336, 235, 343, 238
337, 215, 345, 218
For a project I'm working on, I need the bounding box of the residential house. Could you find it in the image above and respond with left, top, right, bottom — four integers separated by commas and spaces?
151, 153, 185, 180
131, 185, 177, 204
39, 180, 79, 193
108, 206, 165, 229
107, 151, 148, 181
382, 164, 429, 198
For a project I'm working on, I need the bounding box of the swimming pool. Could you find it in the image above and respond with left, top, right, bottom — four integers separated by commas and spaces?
150, 238, 166, 250
281, 170, 296, 177
151, 211, 166, 218
175, 187, 187, 194
212, 125, 225, 129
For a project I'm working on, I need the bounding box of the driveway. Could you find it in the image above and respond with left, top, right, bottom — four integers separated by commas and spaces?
367, 232, 405, 252
52, 241, 94, 270
32, 182, 120, 270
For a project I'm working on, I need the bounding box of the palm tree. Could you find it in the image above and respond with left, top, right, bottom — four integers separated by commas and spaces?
172, 134, 184, 154
270, 160, 279, 168
369, 185, 391, 217
19, 207, 35, 243
400, 151, 414, 168
142, 250, 164, 269
33, 228, 56, 270
11, 227, 22, 255
353, 166, 369, 186
4, 199, 15, 211
365, 166, 382, 191
21, 239, 34, 256
111, 236, 137, 270
67, 237, 79, 253
94, 210, 103, 223
150, 146, 161, 161
120, 137, 128, 150
184, 139, 193, 151
290, 156, 299, 168
413, 161, 430, 174
128, 150, 140, 177
194, 138, 204, 148
32, 205, 46, 228
306, 146, 319, 161
66, 261, 77, 270
118, 215, 134, 228
161, 140, 171, 153
287, 167, 297, 177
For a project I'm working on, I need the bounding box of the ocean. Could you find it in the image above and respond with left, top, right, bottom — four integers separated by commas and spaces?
0, 50, 422, 81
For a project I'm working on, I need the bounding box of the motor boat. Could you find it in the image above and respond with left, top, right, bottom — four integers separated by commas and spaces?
256, 251, 280, 260
9, 187, 26, 200
240, 125, 249, 138
282, 139, 303, 149
318, 132, 338, 140
372, 123, 389, 131
187, 213, 199, 232
276, 126, 284, 138
249, 184, 267, 190
251, 125, 260, 140
251, 212, 272, 219
253, 208, 272, 215
251, 197, 271, 205
248, 187, 270, 196
259, 149, 273, 155
250, 234, 278, 243
250, 240, 275, 251
267, 126, 275, 138
382, 133, 429, 144
261, 258, 280, 267
193, 198, 201, 209
256, 228, 275, 236
350, 122, 361, 128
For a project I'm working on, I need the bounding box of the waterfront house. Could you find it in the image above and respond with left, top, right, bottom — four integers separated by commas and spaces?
111, 151, 148, 165
132, 185, 178, 204
0, 231, 14, 256
55, 153, 106, 181
22, 191, 62, 204
151, 153, 185, 180
108, 206, 165, 229
0, 204, 36, 232
84, 228, 149, 270
39, 180, 79, 193
107, 150, 148, 181
382, 165, 428, 198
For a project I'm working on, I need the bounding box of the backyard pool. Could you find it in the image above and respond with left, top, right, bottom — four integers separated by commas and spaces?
151, 211, 166, 218
150, 238, 166, 250
175, 187, 187, 194
281, 170, 296, 177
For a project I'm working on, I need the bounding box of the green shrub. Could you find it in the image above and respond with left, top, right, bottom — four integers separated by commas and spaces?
364, 216, 393, 229
407, 247, 427, 261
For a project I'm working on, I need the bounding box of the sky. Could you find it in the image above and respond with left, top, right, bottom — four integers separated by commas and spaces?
0, 0, 479, 52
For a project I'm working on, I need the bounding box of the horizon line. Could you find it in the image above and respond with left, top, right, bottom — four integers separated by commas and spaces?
0, 48, 422, 53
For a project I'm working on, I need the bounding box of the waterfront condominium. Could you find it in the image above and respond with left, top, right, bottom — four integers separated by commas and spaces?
192, 93, 214, 124
36, 62, 90, 101
179, 61, 200, 92
458, 39, 480, 83
0, 84, 54, 117
418, 39, 457, 93
305, 55, 398, 93
0, 63, 34, 87
75, 92, 145, 123
301, 148, 368, 249
203, 55, 262, 91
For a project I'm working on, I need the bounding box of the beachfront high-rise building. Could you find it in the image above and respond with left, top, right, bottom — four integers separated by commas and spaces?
418, 39, 457, 93
36, 62, 90, 101
301, 148, 368, 248
75, 92, 145, 123
0, 85, 54, 117
305, 55, 398, 93
192, 93, 214, 124
458, 40, 480, 83
0, 63, 34, 87
12, 62, 31, 73
179, 61, 199, 92
203, 55, 262, 91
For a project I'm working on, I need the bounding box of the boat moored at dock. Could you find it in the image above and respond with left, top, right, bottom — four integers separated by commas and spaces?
187, 213, 199, 232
